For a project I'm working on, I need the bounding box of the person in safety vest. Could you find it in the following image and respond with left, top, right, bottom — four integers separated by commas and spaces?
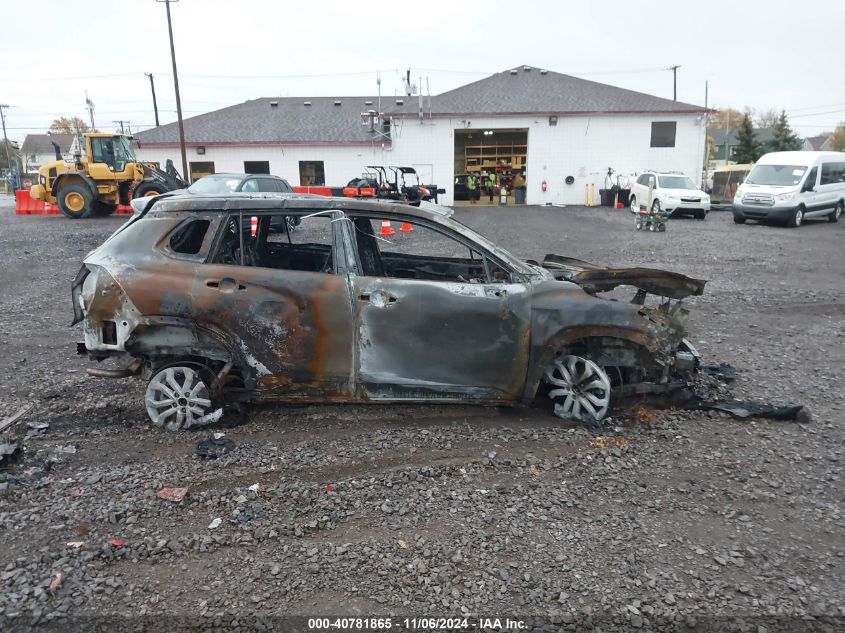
466, 174, 477, 204
486, 172, 497, 202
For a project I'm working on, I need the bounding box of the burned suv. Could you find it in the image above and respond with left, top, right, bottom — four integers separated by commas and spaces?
73, 193, 705, 431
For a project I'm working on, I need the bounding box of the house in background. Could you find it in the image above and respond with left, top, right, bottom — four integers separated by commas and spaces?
135, 65, 708, 206
20, 133, 74, 172
708, 127, 774, 167
803, 134, 833, 151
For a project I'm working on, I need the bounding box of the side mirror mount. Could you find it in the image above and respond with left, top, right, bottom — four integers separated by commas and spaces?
802, 181, 814, 193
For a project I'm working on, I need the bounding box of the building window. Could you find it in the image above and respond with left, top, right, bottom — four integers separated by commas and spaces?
650, 122, 677, 148
299, 161, 325, 186
189, 161, 215, 182
244, 160, 270, 174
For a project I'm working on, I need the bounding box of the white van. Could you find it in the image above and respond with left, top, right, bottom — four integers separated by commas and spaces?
732, 151, 845, 227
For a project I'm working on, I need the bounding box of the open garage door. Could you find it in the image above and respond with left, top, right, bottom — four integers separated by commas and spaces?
454, 129, 528, 205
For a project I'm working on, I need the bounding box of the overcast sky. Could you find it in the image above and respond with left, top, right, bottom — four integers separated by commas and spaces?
2, 0, 843, 144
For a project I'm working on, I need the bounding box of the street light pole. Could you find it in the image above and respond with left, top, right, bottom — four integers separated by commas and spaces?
157, 0, 189, 182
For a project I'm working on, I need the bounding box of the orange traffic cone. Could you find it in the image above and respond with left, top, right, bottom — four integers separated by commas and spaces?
379, 219, 395, 236
399, 221, 413, 233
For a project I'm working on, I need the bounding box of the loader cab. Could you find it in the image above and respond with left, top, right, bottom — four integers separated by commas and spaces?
86, 134, 137, 178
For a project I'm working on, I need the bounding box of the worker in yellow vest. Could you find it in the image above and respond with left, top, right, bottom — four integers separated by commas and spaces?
466, 174, 477, 204
486, 172, 497, 203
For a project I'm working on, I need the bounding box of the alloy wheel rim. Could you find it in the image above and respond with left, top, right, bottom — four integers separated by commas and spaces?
145, 366, 212, 431
544, 355, 611, 422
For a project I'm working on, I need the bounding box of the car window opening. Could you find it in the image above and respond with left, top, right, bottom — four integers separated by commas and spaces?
351, 216, 507, 284
211, 213, 335, 274
169, 219, 211, 255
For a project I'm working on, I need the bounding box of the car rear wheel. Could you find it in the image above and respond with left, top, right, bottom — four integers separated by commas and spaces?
788, 206, 804, 228
829, 201, 843, 223
145, 365, 219, 431
543, 354, 611, 424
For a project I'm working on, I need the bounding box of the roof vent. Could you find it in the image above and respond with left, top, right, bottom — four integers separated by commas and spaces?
334, 100, 342, 106
364, 100, 373, 106
269, 100, 278, 107
539, 69, 548, 75
523, 66, 532, 72
303, 101, 311, 106
509, 69, 518, 75
395, 98, 404, 105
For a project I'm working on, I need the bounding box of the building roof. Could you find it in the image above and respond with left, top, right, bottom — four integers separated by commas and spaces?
709, 127, 775, 145
135, 97, 383, 147
20, 133, 74, 156
135, 64, 707, 147
390, 65, 707, 118
804, 134, 832, 150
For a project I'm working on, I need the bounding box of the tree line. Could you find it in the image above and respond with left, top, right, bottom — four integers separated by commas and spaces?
708, 108, 845, 163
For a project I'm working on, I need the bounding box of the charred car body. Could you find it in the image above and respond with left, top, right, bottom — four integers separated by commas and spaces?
73, 192, 705, 430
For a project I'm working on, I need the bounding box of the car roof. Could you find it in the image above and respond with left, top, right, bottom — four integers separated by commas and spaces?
196, 173, 286, 180
756, 150, 844, 166
148, 191, 453, 219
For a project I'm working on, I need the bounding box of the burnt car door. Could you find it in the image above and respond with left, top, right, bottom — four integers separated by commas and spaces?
343, 213, 531, 402
197, 209, 355, 400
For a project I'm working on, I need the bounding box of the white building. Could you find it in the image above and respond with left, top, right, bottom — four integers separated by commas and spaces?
135, 65, 708, 206
20, 133, 74, 173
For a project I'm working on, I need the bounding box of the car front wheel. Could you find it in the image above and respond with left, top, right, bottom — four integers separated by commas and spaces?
652, 199, 661, 214
788, 206, 804, 228
629, 196, 637, 214
543, 354, 611, 424
830, 201, 843, 223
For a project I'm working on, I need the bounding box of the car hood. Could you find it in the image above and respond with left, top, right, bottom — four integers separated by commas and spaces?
661, 188, 707, 198
540, 254, 706, 299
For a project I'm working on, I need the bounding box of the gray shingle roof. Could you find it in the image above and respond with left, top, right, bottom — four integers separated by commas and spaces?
709, 127, 775, 145
135, 97, 383, 146
804, 134, 832, 150
20, 133, 74, 156
135, 65, 707, 146
389, 65, 706, 117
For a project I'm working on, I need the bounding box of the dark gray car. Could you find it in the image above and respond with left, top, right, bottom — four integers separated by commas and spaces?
73, 193, 705, 430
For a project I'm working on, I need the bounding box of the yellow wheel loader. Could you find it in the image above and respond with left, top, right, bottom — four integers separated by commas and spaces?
29, 133, 186, 219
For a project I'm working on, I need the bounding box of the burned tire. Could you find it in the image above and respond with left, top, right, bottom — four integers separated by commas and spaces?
542, 354, 611, 424
145, 365, 219, 431
133, 181, 169, 198
57, 183, 94, 219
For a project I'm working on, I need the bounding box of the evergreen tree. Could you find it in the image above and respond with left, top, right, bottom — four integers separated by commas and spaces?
768, 110, 802, 152
733, 113, 762, 163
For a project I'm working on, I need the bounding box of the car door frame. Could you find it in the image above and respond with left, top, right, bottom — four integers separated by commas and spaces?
336, 211, 532, 403
194, 207, 357, 401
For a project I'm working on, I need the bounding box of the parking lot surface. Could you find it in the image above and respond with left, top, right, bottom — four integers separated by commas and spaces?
0, 195, 843, 631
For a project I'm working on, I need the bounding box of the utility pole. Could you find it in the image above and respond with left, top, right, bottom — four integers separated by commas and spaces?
113, 120, 130, 134
145, 72, 160, 126
0, 104, 13, 190
670, 65, 681, 101
85, 91, 95, 129
157, 0, 189, 183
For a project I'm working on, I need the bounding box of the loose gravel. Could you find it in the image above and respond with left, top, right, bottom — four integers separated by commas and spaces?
0, 198, 843, 632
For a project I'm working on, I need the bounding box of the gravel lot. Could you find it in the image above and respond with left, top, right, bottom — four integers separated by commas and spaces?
0, 195, 843, 632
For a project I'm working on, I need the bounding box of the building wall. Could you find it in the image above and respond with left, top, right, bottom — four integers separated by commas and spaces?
392, 113, 707, 205
135, 143, 393, 187
137, 112, 706, 206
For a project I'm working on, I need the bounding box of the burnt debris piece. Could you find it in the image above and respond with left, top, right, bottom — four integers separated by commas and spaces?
687, 399, 810, 422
